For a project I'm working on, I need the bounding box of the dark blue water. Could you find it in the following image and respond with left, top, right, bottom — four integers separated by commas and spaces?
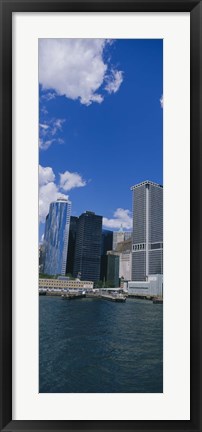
39, 296, 163, 393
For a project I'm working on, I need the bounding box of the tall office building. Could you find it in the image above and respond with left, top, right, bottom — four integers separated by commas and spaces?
101, 229, 113, 255
100, 229, 113, 281
73, 211, 102, 282
43, 198, 71, 276
131, 181, 163, 281
106, 252, 120, 287
66, 216, 78, 275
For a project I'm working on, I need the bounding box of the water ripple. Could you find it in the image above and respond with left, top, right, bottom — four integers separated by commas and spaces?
40, 297, 163, 393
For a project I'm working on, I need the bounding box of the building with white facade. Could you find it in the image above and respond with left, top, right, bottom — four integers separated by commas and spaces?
119, 252, 132, 281
128, 274, 163, 297
39, 278, 94, 290
115, 238, 132, 281
113, 228, 132, 250
131, 181, 163, 281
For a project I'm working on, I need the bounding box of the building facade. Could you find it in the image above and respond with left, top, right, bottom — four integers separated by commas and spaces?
115, 239, 132, 281
128, 274, 163, 297
73, 211, 102, 282
66, 216, 78, 275
101, 229, 113, 255
113, 229, 132, 250
106, 253, 120, 287
42, 198, 71, 276
39, 277, 94, 291
100, 229, 113, 281
131, 181, 163, 281
113, 230, 124, 250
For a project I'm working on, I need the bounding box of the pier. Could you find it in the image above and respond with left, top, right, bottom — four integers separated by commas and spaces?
40, 289, 162, 303
61, 292, 86, 300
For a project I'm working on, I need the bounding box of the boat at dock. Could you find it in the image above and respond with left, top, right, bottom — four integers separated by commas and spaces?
101, 294, 126, 302
61, 291, 86, 300
39, 289, 47, 296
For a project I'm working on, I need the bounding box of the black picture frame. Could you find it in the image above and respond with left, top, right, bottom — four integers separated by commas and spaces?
0, 1, 201, 431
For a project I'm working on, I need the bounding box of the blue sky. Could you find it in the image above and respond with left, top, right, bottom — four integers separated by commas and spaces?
39, 39, 163, 240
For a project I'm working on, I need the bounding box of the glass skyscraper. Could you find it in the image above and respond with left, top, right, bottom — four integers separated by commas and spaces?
73, 211, 102, 282
131, 181, 163, 281
43, 198, 71, 276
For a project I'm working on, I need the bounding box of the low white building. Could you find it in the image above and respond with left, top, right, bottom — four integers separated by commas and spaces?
39, 278, 94, 291
119, 251, 132, 281
128, 274, 163, 297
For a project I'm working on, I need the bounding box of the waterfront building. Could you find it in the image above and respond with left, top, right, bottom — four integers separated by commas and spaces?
42, 198, 71, 276
100, 229, 113, 281
73, 211, 102, 282
131, 180, 163, 281
39, 277, 94, 291
128, 274, 163, 297
66, 216, 78, 275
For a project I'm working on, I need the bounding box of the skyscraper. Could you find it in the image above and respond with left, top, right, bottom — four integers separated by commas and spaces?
43, 198, 71, 276
66, 216, 78, 275
101, 229, 113, 256
131, 181, 163, 281
73, 211, 102, 282
106, 252, 120, 287
100, 229, 113, 281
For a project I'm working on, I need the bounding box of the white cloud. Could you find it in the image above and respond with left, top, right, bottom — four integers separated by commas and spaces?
40, 123, 49, 130
39, 165, 68, 222
39, 165, 55, 186
39, 118, 65, 150
39, 39, 123, 105
103, 208, 133, 230
39, 139, 55, 150
39, 165, 87, 222
39, 182, 68, 223
41, 91, 56, 101
51, 119, 65, 135
105, 70, 123, 94
160, 95, 163, 108
60, 171, 86, 191
41, 106, 48, 115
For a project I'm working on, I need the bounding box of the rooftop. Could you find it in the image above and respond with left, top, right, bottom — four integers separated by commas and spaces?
130, 180, 163, 190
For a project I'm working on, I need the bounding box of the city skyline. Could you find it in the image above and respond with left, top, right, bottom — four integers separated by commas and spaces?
39, 39, 163, 241
38, 37, 163, 396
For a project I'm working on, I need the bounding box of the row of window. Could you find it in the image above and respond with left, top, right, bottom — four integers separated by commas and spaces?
39, 280, 93, 287
132, 243, 163, 251
132, 243, 145, 251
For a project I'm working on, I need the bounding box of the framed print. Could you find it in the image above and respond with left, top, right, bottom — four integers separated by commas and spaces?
0, 0, 201, 431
